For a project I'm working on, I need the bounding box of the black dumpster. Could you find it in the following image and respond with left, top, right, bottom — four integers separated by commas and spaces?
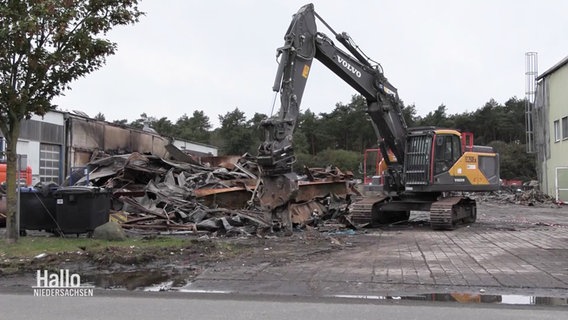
54, 186, 110, 234
19, 187, 58, 232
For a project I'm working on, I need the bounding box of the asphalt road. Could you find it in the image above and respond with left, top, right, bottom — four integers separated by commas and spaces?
1, 292, 567, 320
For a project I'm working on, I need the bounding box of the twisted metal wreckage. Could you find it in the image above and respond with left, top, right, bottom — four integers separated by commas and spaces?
68, 149, 360, 235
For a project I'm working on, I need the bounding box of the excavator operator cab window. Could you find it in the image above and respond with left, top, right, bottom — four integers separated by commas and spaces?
434, 134, 461, 175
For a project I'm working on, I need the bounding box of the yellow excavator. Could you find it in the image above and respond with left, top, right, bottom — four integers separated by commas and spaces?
257, 4, 500, 230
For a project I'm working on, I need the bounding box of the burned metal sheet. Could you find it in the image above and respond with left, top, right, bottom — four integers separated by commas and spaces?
160, 158, 211, 172
68, 148, 360, 235
257, 173, 299, 211
289, 200, 326, 224
165, 143, 200, 164
295, 180, 350, 202
75, 166, 118, 184
195, 187, 252, 209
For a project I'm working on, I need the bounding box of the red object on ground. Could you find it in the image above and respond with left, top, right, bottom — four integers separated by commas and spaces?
0, 163, 32, 186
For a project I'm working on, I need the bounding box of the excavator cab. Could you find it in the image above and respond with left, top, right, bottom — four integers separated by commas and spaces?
404, 129, 500, 193
433, 132, 462, 175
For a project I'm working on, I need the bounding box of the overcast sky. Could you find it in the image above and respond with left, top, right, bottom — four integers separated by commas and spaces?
53, 0, 568, 128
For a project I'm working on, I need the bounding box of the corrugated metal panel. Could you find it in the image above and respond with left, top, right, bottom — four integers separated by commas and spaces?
20, 120, 41, 141
40, 122, 64, 144
19, 120, 64, 144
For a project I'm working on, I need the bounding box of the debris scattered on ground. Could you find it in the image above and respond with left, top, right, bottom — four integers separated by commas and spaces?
34, 253, 48, 260
65, 149, 356, 236
4, 144, 563, 236
472, 188, 559, 207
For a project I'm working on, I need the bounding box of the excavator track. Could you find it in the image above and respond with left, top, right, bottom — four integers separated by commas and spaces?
430, 196, 477, 230
349, 195, 388, 225
349, 195, 477, 230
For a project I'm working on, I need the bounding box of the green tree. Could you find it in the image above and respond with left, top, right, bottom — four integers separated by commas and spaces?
294, 151, 316, 173
294, 149, 362, 178
0, 0, 142, 243
296, 109, 321, 155
417, 104, 453, 128
292, 130, 309, 154
218, 108, 250, 155
94, 112, 105, 121
401, 103, 418, 127
129, 112, 148, 129
316, 95, 375, 153
451, 111, 476, 133
488, 140, 535, 180
175, 110, 211, 143
341, 95, 375, 151
472, 99, 500, 144
112, 119, 128, 126
208, 128, 223, 153
501, 97, 526, 144
247, 112, 268, 154
152, 116, 174, 137
314, 148, 361, 177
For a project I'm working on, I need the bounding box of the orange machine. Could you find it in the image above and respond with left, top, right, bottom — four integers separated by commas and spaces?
363, 148, 382, 185
0, 163, 32, 186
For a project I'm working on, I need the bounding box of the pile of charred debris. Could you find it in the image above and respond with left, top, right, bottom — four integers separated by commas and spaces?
67, 150, 359, 236
472, 187, 561, 207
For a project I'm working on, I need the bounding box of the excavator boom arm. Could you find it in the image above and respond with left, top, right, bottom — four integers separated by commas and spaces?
257, 4, 317, 175
259, 3, 407, 189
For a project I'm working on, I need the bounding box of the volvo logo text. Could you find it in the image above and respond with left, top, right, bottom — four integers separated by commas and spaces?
337, 56, 361, 78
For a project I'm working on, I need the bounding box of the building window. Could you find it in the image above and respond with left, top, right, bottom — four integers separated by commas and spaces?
554, 120, 560, 142
563, 117, 568, 140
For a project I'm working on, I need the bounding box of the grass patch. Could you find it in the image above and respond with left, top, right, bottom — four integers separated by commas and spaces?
0, 236, 195, 259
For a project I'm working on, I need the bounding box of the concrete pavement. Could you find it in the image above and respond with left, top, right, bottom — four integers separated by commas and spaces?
182, 202, 568, 298
2, 201, 568, 302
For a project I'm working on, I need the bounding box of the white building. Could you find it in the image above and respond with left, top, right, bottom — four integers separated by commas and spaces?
534, 55, 568, 202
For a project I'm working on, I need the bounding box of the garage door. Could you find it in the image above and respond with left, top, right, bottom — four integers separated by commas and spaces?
556, 167, 568, 202
39, 143, 61, 184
